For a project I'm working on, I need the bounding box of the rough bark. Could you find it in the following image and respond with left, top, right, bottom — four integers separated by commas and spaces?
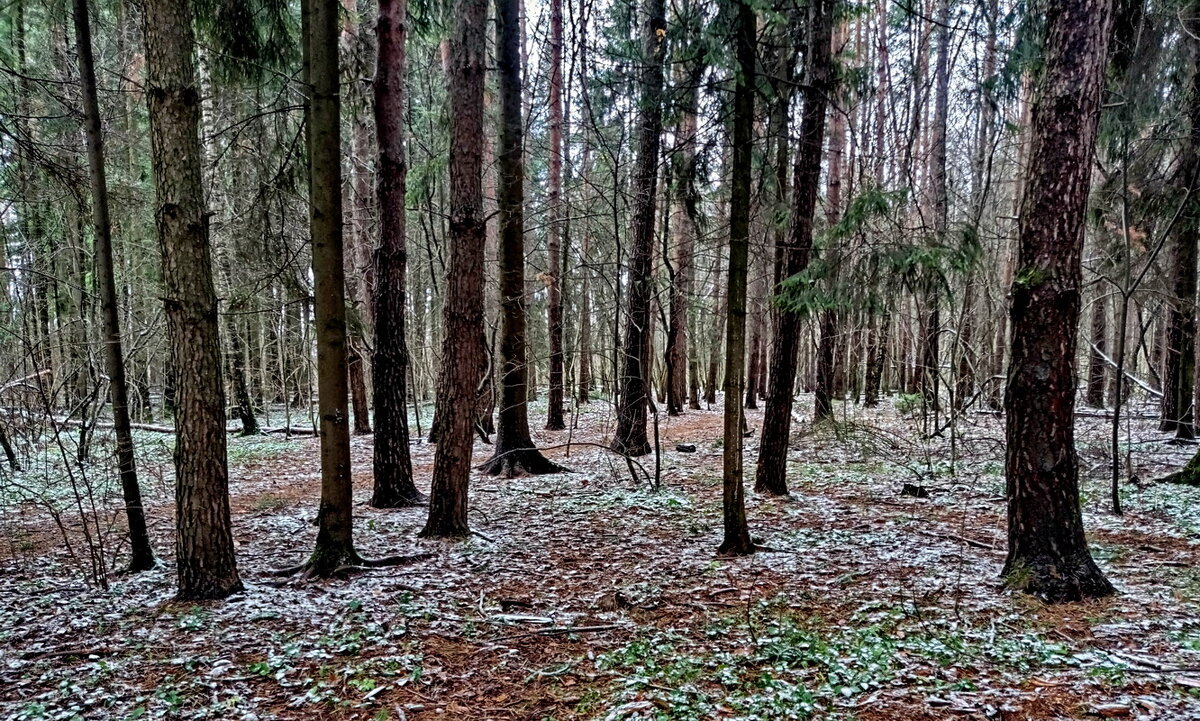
479, 0, 566, 477
143, 0, 241, 598
370, 0, 422, 508
1003, 0, 1115, 603
610, 0, 666, 457
421, 0, 487, 537
814, 21, 846, 423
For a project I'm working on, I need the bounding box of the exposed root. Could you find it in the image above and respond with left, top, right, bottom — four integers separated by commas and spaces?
477, 446, 569, 477
1157, 452, 1200, 486
369, 488, 429, 508
267, 548, 433, 580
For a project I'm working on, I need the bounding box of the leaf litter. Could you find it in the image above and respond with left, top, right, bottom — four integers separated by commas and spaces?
2, 396, 1200, 720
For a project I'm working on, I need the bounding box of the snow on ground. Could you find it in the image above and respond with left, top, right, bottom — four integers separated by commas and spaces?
2, 394, 1199, 720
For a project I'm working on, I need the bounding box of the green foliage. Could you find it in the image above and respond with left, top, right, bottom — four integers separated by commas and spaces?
593, 601, 1083, 720
194, 0, 296, 81
894, 393, 924, 417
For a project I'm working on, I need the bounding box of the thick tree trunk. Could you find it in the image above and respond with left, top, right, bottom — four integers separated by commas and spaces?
349, 342, 371, 434
421, 0, 487, 537
610, 0, 666, 457
575, 27, 593, 407
1003, 0, 1114, 602
143, 0, 241, 598
864, 315, 888, 407
75, 0, 156, 572
370, 0, 422, 507
755, 0, 832, 495
705, 252, 725, 406
479, 0, 565, 477
719, 0, 757, 556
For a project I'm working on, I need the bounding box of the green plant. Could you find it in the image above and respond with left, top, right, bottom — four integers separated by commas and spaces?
895, 393, 924, 416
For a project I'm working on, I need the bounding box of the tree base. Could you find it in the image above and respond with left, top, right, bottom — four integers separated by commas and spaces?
1159, 452, 1200, 486
418, 520, 471, 539
1002, 552, 1115, 603
610, 437, 651, 457
369, 488, 428, 508
126, 552, 158, 574
271, 546, 433, 579
717, 538, 756, 557
478, 447, 568, 478
175, 577, 244, 602
753, 482, 790, 498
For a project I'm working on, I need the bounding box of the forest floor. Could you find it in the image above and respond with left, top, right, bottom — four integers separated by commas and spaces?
3, 395, 1200, 721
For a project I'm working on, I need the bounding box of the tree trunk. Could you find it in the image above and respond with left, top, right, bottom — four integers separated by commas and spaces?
814, 21, 845, 423
1003, 0, 1114, 603
666, 47, 701, 417
143, 0, 241, 598
744, 270, 763, 411
1160, 9, 1200, 440
610, 0, 666, 457
305, 0, 360, 574
923, 0, 950, 420
719, 0, 757, 556
1086, 292, 1108, 408
370, 0, 422, 507
479, 0, 565, 477
420, 0, 488, 537
544, 0, 567, 431
755, 0, 832, 495
954, 283, 976, 411
814, 309, 837, 421
75, 0, 155, 572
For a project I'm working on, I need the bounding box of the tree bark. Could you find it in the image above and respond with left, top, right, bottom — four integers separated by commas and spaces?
479, 0, 566, 477
719, 0, 757, 556
370, 0, 423, 507
666, 42, 701, 417
755, 0, 832, 495
923, 0, 951, 420
610, 0, 666, 457
1086, 292, 1108, 408
420, 0, 488, 537
304, 0, 360, 574
143, 0, 241, 599
814, 21, 846, 423
1003, 0, 1114, 603
75, 0, 156, 572
1160, 7, 1200, 440
544, 0, 567, 431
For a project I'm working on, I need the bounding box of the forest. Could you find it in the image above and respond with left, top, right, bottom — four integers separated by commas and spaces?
2, 0, 1200, 717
